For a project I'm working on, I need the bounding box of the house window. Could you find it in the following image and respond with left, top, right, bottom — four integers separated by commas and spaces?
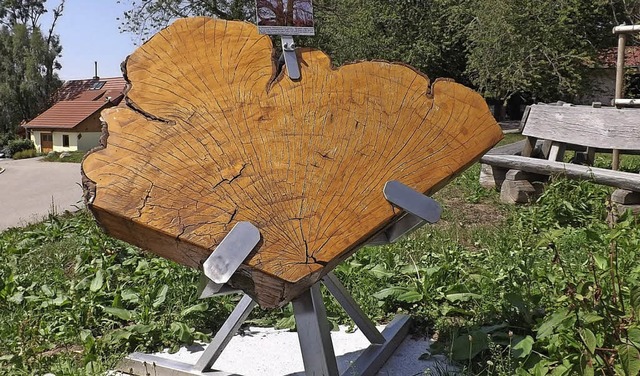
90, 81, 106, 90
63, 134, 70, 147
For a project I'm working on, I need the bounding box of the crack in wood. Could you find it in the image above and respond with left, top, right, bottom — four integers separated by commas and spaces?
82, 17, 503, 308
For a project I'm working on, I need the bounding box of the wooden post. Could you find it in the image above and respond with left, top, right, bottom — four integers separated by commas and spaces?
615, 33, 627, 103
613, 32, 627, 170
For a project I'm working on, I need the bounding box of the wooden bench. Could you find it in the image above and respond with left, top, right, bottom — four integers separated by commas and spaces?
480, 103, 640, 209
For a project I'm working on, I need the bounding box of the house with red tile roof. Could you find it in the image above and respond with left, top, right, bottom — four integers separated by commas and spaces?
581, 46, 640, 105
22, 77, 126, 153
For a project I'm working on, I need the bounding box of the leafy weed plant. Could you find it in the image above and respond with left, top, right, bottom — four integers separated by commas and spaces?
2, 163, 640, 375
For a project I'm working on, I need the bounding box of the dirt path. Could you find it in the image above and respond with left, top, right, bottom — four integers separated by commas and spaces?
0, 157, 82, 231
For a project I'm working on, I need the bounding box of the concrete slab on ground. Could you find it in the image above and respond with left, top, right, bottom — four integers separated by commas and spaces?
114, 325, 456, 376
0, 157, 83, 231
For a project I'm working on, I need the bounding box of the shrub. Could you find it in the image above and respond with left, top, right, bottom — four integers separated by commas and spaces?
0, 133, 13, 148
11, 149, 37, 159
7, 139, 35, 157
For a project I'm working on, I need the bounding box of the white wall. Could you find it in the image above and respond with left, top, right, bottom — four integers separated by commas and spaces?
28, 131, 102, 153
30, 131, 41, 152
52, 132, 78, 152
76, 132, 101, 151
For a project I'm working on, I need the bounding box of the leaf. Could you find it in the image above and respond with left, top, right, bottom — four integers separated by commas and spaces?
8, 291, 23, 304
90, 270, 104, 292
103, 306, 133, 321
630, 286, 640, 315
80, 329, 94, 343
373, 286, 408, 300
536, 308, 570, 339
592, 254, 608, 270
368, 264, 394, 278
618, 344, 640, 376
129, 324, 154, 334
170, 322, 193, 343
121, 289, 139, 303
579, 312, 603, 325
445, 292, 481, 302
152, 284, 168, 308
451, 330, 489, 360
580, 353, 595, 376
530, 359, 550, 376
40, 284, 54, 297
51, 295, 69, 306
275, 315, 296, 330
580, 328, 596, 354
627, 326, 640, 347
512, 335, 534, 358
108, 328, 133, 341
181, 302, 208, 317
397, 290, 423, 303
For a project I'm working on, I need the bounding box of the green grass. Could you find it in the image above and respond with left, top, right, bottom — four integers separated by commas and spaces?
42, 151, 86, 163
497, 132, 525, 147
2, 145, 640, 374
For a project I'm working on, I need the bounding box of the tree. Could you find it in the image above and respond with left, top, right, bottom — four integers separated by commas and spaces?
0, 0, 64, 135
256, 0, 313, 27
118, 0, 639, 106
465, 0, 623, 104
118, 0, 255, 41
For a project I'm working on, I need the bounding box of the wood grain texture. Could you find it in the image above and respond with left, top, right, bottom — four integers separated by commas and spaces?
481, 155, 640, 192
523, 104, 640, 150
82, 17, 502, 308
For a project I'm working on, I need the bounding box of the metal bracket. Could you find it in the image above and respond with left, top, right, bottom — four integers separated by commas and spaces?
281, 35, 300, 80
198, 221, 260, 298
367, 180, 442, 245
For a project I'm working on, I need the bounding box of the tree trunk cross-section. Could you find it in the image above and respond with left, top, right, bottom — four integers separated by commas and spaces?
82, 17, 502, 308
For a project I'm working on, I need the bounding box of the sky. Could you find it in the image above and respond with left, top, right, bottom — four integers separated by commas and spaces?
44, 1, 138, 80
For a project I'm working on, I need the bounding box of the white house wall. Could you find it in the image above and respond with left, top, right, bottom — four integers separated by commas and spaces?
52, 132, 78, 152
29, 130, 101, 153
30, 131, 41, 152
77, 132, 101, 151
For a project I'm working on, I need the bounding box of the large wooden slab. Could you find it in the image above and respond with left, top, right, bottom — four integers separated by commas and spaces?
82, 17, 502, 308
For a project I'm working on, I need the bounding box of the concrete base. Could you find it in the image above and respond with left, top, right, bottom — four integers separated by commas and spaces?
614, 203, 640, 217
500, 180, 537, 204
112, 325, 455, 376
612, 189, 640, 205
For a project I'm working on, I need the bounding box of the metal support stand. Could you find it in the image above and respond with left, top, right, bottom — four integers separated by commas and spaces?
116, 181, 440, 376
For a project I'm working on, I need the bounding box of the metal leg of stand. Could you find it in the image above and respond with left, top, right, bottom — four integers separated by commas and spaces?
293, 284, 340, 376
324, 272, 412, 376
194, 294, 257, 371
343, 314, 412, 376
322, 273, 385, 345
117, 294, 256, 376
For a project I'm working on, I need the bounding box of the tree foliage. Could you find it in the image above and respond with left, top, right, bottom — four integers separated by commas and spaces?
0, 0, 64, 135
118, 0, 254, 41
118, 0, 639, 102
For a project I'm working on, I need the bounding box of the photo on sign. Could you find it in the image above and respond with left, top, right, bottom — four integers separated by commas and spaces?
256, 0, 315, 36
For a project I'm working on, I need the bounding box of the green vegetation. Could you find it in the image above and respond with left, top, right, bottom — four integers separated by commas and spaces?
42, 151, 86, 163
11, 149, 38, 159
0, 1, 64, 136
119, 0, 640, 104
6, 139, 35, 157
1, 154, 639, 375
